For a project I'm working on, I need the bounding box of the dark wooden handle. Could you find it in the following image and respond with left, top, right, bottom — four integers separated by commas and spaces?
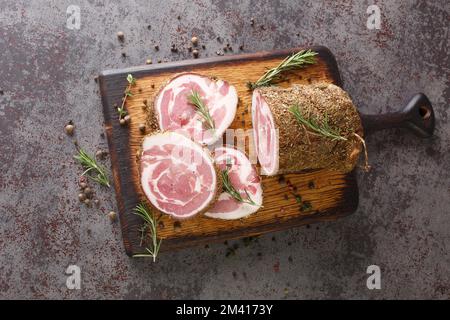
360, 93, 435, 138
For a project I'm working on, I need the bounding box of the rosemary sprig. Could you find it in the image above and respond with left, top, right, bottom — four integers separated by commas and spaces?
117, 105, 127, 119
289, 105, 347, 141
221, 168, 257, 206
247, 49, 318, 89
74, 148, 110, 187
132, 203, 162, 262
187, 90, 215, 130
118, 74, 136, 118
127, 74, 136, 86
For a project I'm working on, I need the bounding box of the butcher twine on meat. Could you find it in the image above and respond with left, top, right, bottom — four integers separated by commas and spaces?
152, 73, 238, 145
252, 83, 364, 175
205, 146, 263, 220
140, 131, 222, 219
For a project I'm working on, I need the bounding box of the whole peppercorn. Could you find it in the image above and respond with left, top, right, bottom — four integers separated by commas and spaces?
139, 123, 146, 133
94, 199, 100, 207
192, 49, 199, 58
78, 193, 86, 202
124, 115, 131, 124
95, 150, 104, 159
108, 211, 117, 221
79, 182, 87, 190
117, 31, 124, 41
145, 59, 152, 64
65, 123, 74, 136
191, 36, 198, 46
120, 118, 126, 126
84, 187, 93, 197
84, 198, 91, 206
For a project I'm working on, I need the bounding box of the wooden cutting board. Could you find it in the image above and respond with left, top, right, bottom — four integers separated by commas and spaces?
99, 46, 359, 256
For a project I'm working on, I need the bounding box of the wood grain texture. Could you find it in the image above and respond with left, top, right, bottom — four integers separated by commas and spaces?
99, 46, 359, 256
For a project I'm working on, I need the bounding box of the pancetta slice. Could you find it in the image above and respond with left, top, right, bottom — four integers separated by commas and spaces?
140, 132, 221, 219
205, 147, 263, 220
154, 73, 238, 145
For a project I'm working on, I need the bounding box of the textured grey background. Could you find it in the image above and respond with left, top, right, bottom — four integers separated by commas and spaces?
0, 0, 449, 299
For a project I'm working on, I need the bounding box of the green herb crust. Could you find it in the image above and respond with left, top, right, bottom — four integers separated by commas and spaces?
256, 83, 363, 173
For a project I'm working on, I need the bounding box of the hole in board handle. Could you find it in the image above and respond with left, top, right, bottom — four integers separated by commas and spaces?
419, 106, 431, 120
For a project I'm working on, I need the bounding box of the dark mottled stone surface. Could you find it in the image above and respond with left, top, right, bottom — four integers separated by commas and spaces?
0, 0, 448, 299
